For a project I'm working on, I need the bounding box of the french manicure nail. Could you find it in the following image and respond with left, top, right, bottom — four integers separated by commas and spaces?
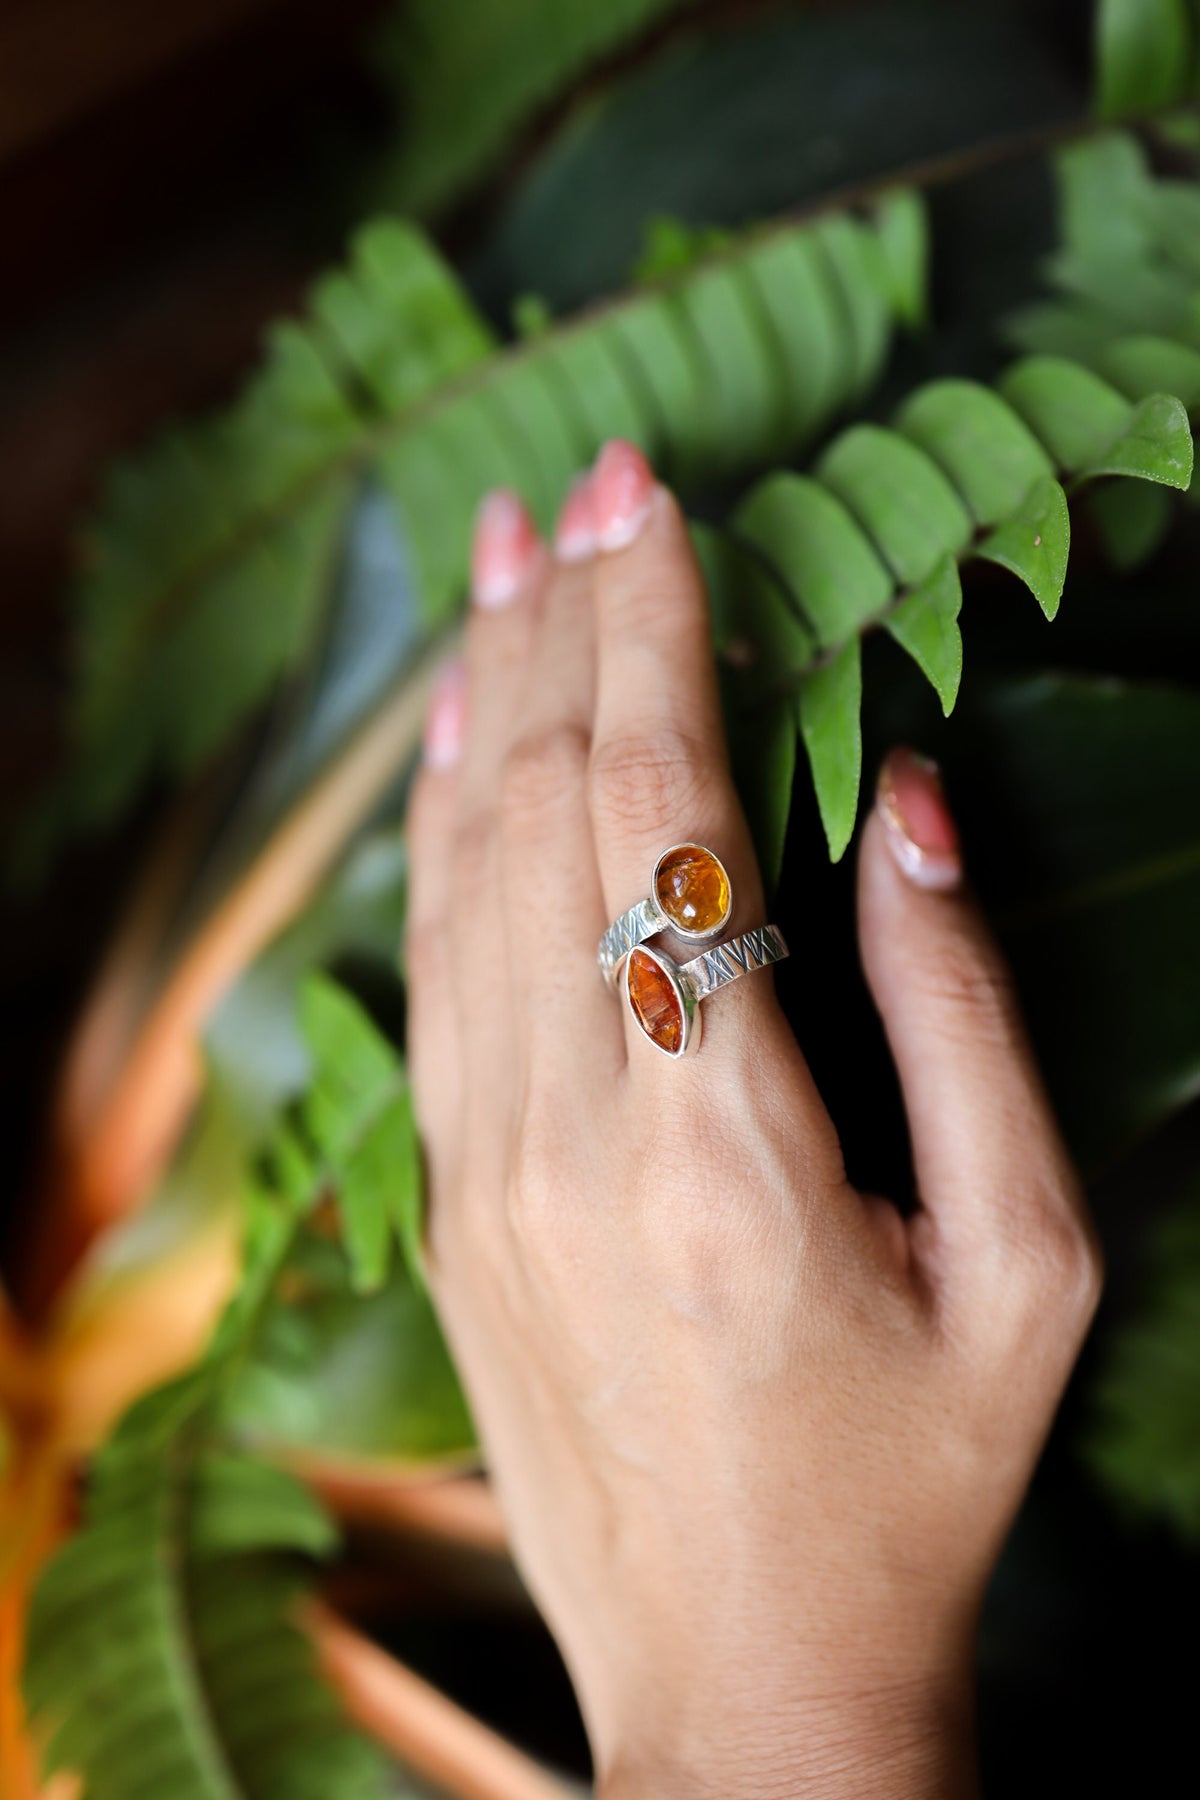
592, 439, 655, 551
423, 659, 468, 770
554, 474, 596, 562
471, 489, 539, 609
876, 748, 962, 892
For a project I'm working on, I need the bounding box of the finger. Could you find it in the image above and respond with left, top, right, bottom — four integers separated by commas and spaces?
587, 441, 821, 1100
499, 475, 623, 1080
405, 658, 468, 1151
857, 748, 1102, 1333
452, 490, 547, 1120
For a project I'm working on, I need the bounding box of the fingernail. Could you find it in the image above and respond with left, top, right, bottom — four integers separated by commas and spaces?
554, 474, 596, 563
471, 489, 539, 609
592, 439, 655, 551
423, 659, 467, 770
876, 748, 962, 892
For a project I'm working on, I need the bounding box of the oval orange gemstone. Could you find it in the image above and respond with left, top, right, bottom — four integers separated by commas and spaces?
654, 844, 730, 934
627, 949, 684, 1054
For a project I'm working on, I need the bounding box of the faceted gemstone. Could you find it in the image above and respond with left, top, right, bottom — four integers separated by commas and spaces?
654, 844, 730, 934
627, 949, 684, 1054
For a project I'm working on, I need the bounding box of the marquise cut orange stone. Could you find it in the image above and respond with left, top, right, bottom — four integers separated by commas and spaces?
627, 949, 684, 1054
654, 844, 730, 934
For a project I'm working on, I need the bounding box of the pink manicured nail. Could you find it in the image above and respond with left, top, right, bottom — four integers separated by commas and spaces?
876, 748, 962, 892
471, 489, 539, 609
423, 660, 467, 770
554, 474, 596, 562
592, 439, 655, 551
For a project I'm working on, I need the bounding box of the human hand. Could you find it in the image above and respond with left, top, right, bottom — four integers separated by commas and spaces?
405, 441, 1102, 1799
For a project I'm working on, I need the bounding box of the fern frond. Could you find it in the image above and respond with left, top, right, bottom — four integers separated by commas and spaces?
295, 974, 423, 1293
22, 977, 457, 1797
371, 0, 701, 218
49, 199, 918, 858
1010, 132, 1200, 370
707, 354, 1193, 861
1094, 0, 1197, 120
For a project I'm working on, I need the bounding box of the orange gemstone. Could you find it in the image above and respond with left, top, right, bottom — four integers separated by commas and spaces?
654, 844, 730, 934
627, 949, 684, 1054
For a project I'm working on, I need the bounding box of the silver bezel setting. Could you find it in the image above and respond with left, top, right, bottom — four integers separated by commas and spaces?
624, 946, 701, 1057
649, 842, 733, 945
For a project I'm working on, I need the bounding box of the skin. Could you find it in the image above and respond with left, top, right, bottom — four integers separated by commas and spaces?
405, 453, 1103, 1798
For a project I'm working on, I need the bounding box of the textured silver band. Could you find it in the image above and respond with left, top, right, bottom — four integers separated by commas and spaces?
679, 924, 789, 1002
597, 896, 663, 986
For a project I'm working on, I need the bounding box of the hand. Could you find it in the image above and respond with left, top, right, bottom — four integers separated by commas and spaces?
405, 441, 1102, 1799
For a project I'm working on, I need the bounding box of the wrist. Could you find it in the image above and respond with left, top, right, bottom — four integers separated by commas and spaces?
596, 1670, 980, 1800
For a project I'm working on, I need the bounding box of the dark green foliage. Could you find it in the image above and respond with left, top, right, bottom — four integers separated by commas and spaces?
23, 977, 456, 1798
369, 0, 700, 217
1087, 1192, 1200, 1537
42, 200, 918, 864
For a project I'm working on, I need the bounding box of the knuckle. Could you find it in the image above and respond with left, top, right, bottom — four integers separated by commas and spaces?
589, 725, 720, 835
501, 723, 590, 828
995, 1174, 1104, 1326
1028, 1205, 1105, 1320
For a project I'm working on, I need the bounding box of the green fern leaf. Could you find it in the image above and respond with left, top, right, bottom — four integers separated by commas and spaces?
23, 969, 459, 1795
721, 357, 1193, 858
41, 195, 919, 865
297, 975, 423, 1293
1095, 0, 1194, 120
24, 1171, 390, 1800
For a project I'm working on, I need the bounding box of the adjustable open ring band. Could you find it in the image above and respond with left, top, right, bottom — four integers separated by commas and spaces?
597, 843, 733, 987
624, 925, 788, 1057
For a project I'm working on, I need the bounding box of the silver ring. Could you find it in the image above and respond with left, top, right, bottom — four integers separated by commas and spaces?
597, 842, 733, 986
624, 925, 789, 1057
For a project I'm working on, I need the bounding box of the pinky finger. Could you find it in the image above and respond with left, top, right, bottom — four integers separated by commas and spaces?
404, 659, 467, 1151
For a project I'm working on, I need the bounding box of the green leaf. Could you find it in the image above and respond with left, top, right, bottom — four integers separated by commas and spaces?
817, 423, 972, 586
633, 215, 733, 283
999, 358, 1194, 489
796, 641, 863, 864
33, 191, 920, 864
190, 1455, 338, 1559
719, 353, 1192, 856
1085, 392, 1194, 487
1086, 1188, 1200, 1540
869, 187, 929, 330
735, 474, 893, 647
883, 554, 963, 715
977, 475, 1070, 619
298, 975, 423, 1293
1094, 0, 1193, 120
960, 675, 1200, 1166
369, 0, 701, 217
698, 525, 803, 892
24, 1174, 391, 1800
1099, 334, 1200, 408
895, 378, 1055, 522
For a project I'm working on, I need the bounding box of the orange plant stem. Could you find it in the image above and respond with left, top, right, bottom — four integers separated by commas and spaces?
312, 1607, 577, 1800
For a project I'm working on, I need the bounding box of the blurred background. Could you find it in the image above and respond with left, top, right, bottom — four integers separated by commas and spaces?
2, 2, 1199, 1795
